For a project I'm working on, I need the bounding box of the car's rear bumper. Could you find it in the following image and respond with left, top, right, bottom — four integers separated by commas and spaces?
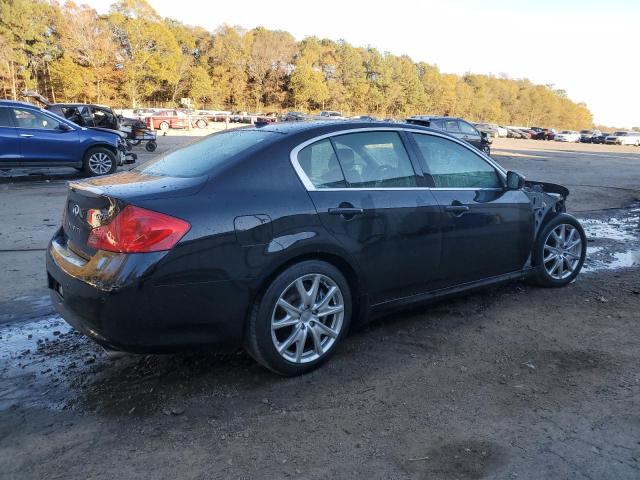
46, 232, 250, 353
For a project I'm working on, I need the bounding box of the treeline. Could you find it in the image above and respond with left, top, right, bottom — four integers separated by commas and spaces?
0, 0, 594, 129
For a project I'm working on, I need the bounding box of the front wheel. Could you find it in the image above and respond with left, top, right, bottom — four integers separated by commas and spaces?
531, 214, 586, 287
83, 147, 117, 176
245, 260, 352, 376
196, 119, 207, 129
159, 121, 169, 131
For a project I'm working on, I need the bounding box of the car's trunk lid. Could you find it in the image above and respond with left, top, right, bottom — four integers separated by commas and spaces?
62, 170, 206, 258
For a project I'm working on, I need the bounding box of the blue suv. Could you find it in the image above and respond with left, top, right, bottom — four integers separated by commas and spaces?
0, 100, 126, 176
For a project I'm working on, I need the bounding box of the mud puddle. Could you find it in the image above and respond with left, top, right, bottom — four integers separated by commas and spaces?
581, 206, 640, 273
0, 315, 104, 411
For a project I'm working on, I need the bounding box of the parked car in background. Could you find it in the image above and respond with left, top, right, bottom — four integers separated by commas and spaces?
406, 115, 492, 154
0, 100, 126, 176
506, 128, 529, 139
530, 127, 556, 140
281, 111, 308, 122
605, 131, 640, 145
316, 111, 345, 120
579, 130, 602, 143
554, 130, 581, 142
591, 132, 610, 144
133, 108, 158, 119
46, 120, 586, 376
145, 110, 207, 130
197, 110, 232, 122
351, 115, 378, 121
474, 123, 507, 138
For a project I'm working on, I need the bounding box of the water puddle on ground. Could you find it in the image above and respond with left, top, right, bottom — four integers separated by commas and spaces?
581, 207, 640, 273
0, 315, 103, 411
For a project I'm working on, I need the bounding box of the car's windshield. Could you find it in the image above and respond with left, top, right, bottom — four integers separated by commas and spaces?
136, 129, 279, 178
580, 130, 591, 134
613, 131, 626, 136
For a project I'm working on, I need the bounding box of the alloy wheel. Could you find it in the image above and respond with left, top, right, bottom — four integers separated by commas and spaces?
88, 152, 113, 175
271, 273, 344, 364
542, 224, 582, 280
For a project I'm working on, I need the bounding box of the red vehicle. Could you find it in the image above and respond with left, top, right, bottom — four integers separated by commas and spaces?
145, 110, 207, 131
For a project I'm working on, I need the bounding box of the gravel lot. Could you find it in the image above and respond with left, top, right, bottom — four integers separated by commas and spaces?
1, 136, 639, 479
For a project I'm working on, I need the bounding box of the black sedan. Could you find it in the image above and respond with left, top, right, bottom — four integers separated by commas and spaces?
47, 122, 587, 375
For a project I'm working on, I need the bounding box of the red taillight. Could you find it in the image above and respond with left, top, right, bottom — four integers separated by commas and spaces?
87, 205, 190, 253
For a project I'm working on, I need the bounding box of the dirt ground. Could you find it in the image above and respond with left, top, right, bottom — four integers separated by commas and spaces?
1, 137, 639, 479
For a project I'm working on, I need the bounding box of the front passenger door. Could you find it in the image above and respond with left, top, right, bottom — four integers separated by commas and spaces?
410, 132, 533, 286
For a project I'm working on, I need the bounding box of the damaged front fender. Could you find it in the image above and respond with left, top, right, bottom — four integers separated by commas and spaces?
523, 179, 569, 240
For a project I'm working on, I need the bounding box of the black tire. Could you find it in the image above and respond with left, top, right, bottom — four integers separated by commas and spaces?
83, 147, 117, 177
145, 141, 157, 152
531, 213, 586, 287
196, 119, 207, 129
245, 260, 352, 376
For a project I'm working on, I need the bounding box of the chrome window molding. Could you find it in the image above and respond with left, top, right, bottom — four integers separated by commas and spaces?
289, 126, 506, 192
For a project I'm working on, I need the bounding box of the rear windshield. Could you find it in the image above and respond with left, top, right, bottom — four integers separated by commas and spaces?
137, 129, 277, 177
613, 131, 626, 136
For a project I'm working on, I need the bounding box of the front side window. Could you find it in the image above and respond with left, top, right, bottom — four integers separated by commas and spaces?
297, 139, 347, 189
331, 131, 417, 188
443, 119, 460, 132
411, 133, 501, 188
458, 121, 478, 135
12, 108, 61, 130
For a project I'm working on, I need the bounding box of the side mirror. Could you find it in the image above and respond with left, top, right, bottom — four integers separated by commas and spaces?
506, 170, 525, 190
58, 123, 73, 132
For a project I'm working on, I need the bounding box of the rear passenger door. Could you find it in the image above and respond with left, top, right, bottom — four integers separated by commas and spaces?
409, 132, 533, 286
294, 130, 443, 304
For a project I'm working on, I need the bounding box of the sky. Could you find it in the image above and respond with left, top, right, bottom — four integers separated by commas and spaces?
84, 0, 640, 127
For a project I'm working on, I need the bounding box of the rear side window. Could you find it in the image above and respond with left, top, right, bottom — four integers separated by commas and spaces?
298, 139, 347, 189
0, 107, 12, 127
411, 134, 501, 188
138, 129, 276, 177
331, 131, 417, 188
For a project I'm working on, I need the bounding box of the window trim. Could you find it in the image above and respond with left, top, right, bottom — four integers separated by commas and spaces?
290, 127, 506, 192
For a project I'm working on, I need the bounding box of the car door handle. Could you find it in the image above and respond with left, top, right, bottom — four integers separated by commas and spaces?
20, 134, 33, 138
328, 207, 364, 216
445, 205, 470, 215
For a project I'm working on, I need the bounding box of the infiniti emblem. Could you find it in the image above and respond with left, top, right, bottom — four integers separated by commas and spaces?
72, 204, 80, 216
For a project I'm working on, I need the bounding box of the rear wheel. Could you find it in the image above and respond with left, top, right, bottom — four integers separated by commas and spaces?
532, 214, 586, 287
196, 119, 207, 129
83, 147, 117, 177
245, 260, 351, 376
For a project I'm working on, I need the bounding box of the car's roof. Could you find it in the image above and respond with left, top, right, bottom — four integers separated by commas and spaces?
50, 103, 111, 108
406, 115, 461, 121
0, 100, 41, 108
244, 120, 441, 138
